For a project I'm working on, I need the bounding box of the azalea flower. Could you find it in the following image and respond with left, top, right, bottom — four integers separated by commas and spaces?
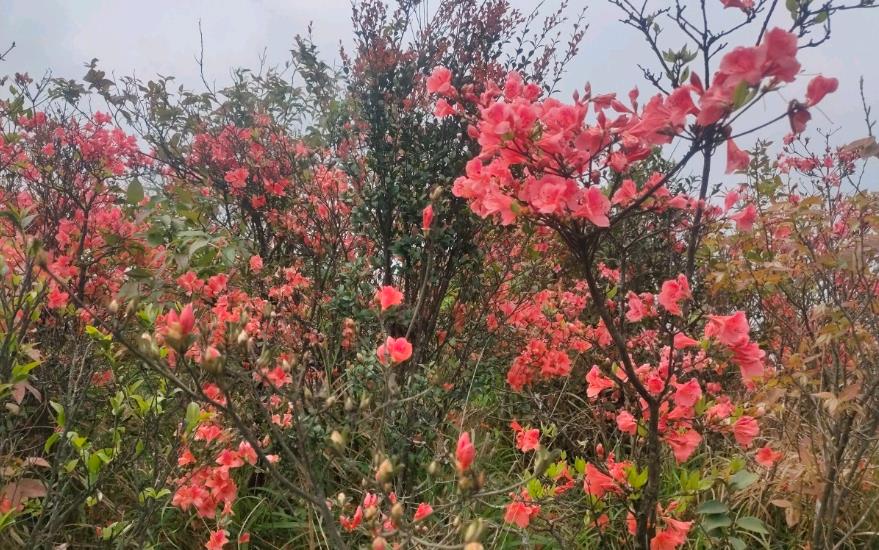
413, 502, 433, 521
726, 138, 750, 174
665, 428, 702, 463
704, 311, 750, 346
616, 411, 638, 435
755, 446, 783, 467
455, 432, 476, 472
434, 98, 454, 117
340, 506, 363, 532
224, 167, 248, 189
583, 463, 621, 498
47, 287, 69, 309
720, 0, 754, 11
376, 336, 413, 365
504, 499, 540, 528
586, 366, 615, 398
672, 379, 703, 408
733, 415, 760, 448
426, 66, 453, 95
510, 421, 540, 452
673, 333, 699, 349
205, 529, 229, 550
422, 204, 434, 231
806, 75, 839, 107
375, 285, 404, 311
574, 186, 611, 227
731, 203, 757, 231
658, 274, 691, 316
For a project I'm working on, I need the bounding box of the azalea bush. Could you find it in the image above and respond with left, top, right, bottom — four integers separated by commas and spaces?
1, 1, 879, 549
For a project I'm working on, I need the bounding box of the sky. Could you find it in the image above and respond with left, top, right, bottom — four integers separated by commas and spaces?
2, 0, 877, 182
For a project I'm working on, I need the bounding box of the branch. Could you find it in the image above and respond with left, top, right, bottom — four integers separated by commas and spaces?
0, 41, 15, 62
860, 76, 875, 138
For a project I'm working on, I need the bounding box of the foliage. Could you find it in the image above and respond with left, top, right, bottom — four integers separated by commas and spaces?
1, 1, 878, 549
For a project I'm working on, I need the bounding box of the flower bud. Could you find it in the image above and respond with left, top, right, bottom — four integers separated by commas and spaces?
458, 475, 473, 492
390, 502, 405, 523
375, 458, 394, 483
35, 248, 49, 268
202, 346, 223, 374
464, 518, 486, 542
330, 430, 346, 453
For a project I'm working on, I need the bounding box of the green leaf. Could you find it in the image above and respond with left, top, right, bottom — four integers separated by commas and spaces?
736, 516, 769, 534
701, 513, 732, 533
127, 179, 144, 204
729, 469, 759, 491
184, 401, 201, 432
50, 401, 66, 427
697, 500, 728, 515
87, 453, 102, 475
732, 80, 751, 109
526, 477, 544, 499
127, 267, 153, 279
44, 432, 60, 453
628, 466, 648, 489
11, 360, 40, 382
729, 536, 748, 550
188, 239, 209, 257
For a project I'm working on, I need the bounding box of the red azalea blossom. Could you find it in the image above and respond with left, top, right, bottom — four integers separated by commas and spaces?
726, 138, 750, 174
375, 285, 404, 311
47, 287, 69, 309
455, 432, 476, 472
733, 415, 760, 448
658, 274, 691, 316
665, 428, 702, 463
504, 494, 540, 528
205, 529, 229, 550
806, 75, 839, 106
426, 66, 454, 95
510, 421, 540, 452
422, 204, 434, 231
755, 445, 783, 467
376, 336, 413, 364
720, 0, 754, 11
413, 502, 433, 521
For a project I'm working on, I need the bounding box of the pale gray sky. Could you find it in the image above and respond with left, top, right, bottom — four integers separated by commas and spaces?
2, 0, 877, 181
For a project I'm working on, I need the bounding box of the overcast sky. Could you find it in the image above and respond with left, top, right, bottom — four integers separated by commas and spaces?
2, 0, 877, 182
